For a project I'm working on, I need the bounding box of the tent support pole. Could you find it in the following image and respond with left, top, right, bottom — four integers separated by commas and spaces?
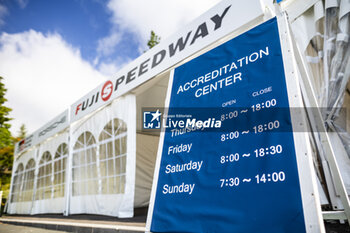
64, 130, 72, 216
290, 22, 350, 224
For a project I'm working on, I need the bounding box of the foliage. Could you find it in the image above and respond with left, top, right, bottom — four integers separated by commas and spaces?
147, 31, 161, 49
0, 140, 14, 174
0, 76, 12, 149
0, 136, 18, 199
0, 76, 13, 200
18, 124, 27, 139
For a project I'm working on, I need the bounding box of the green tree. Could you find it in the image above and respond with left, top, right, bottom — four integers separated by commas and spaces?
0, 76, 13, 203
0, 139, 15, 174
147, 31, 161, 49
18, 124, 27, 139
0, 77, 12, 148
0, 135, 18, 207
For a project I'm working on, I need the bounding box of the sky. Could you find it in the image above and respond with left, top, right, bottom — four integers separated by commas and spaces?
0, 0, 220, 136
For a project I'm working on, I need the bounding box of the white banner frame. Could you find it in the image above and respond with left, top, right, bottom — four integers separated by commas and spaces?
146, 14, 325, 233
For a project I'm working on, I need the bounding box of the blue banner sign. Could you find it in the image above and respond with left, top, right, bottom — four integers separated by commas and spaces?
149, 17, 307, 233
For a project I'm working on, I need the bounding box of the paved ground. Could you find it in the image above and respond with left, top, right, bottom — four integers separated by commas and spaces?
0, 215, 145, 233
0, 222, 70, 233
1, 215, 348, 232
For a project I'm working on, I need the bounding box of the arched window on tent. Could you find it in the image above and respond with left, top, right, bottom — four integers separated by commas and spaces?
11, 163, 24, 203
21, 159, 36, 202
72, 131, 98, 196
99, 118, 127, 194
35, 152, 53, 200
53, 143, 68, 198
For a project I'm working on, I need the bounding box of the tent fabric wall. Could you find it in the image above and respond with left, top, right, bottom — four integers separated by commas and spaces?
7, 95, 139, 217
134, 134, 159, 207
31, 132, 68, 214
10, 163, 24, 203
69, 94, 136, 217
290, 0, 350, 196
7, 149, 37, 214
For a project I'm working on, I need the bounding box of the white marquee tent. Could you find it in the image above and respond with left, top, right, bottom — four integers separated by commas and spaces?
6, 0, 350, 224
